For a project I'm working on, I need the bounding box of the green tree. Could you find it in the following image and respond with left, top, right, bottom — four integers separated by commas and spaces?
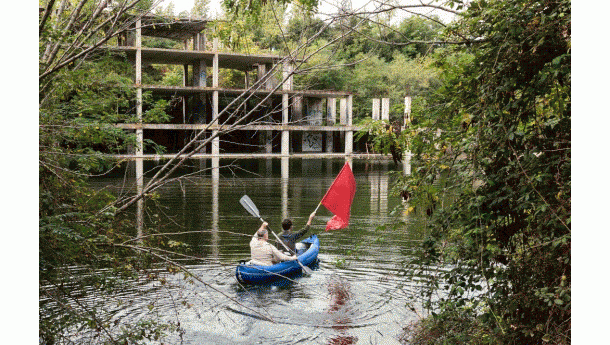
395, 16, 445, 58
394, 0, 571, 343
191, 0, 211, 18
39, 1, 194, 343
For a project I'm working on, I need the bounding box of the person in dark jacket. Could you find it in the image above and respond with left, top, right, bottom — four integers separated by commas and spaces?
278, 212, 316, 254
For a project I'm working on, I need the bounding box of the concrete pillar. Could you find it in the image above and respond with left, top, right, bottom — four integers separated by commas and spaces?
404, 96, 412, 176
135, 19, 144, 235
256, 64, 267, 88
212, 38, 219, 158
135, 20, 143, 157
345, 95, 353, 155
381, 98, 390, 121
192, 34, 207, 129
372, 98, 380, 120
182, 64, 188, 123
265, 131, 273, 153
196, 32, 207, 128
194, 32, 206, 51
327, 98, 337, 125
339, 98, 347, 153
281, 62, 292, 156
283, 62, 293, 90
282, 94, 290, 156
326, 97, 336, 153
265, 132, 273, 153
125, 30, 135, 46
404, 96, 412, 127
289, 95, 302, 152
212, 130, 219, 155
195, 61, 207, 86
195, 59, 207, 130
256, 63, 275, 90
340, 98, 347, 125
293, 96, 303, 122
255, 63, 274, 152
212, 38, 219, 87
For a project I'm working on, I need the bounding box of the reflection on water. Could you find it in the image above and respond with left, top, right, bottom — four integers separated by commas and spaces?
282, 157, 289, 220
327, 275, 357, 345
136, 157, 144, 240
369, 166, 389, 216
85, 158, 433, 344
212, 167, 220, 259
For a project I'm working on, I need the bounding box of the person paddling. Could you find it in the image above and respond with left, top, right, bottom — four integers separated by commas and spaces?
278, 212, 316, 254
250, 221, 297, 266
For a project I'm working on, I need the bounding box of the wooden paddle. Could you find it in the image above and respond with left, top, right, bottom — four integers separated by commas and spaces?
240, 195, 313, 276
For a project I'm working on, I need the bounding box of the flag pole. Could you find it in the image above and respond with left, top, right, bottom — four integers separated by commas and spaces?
313, 201, 322, 214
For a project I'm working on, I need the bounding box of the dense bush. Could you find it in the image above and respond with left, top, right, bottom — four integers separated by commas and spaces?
394, 0, 571, 343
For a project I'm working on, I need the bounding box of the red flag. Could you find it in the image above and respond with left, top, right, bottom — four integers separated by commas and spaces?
321, 162, 356, 231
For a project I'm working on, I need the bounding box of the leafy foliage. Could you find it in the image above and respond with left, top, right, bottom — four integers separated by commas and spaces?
38, 1, 183, 343
385, 0, 571, 343
222, 0, 318, 20
217, 1, 445, 121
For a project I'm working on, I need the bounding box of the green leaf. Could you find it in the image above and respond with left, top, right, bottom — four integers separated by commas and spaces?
554, 299, 564, 305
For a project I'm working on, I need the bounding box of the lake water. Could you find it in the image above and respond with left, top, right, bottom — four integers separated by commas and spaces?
84, 158, 439, 344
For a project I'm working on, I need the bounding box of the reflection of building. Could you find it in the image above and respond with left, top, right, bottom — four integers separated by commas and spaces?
110, 16, 355, 160
369, 164, 389, 215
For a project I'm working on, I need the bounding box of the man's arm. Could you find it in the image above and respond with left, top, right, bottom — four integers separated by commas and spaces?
295, 212, 316, 236
254, 221, 268, 237
271, 245, 297, 262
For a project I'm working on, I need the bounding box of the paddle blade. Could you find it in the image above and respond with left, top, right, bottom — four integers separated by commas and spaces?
240, 195, 261, 219
301, 264, 313, 276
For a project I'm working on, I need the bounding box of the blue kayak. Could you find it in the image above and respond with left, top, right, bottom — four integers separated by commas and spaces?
235, 235, 319, 284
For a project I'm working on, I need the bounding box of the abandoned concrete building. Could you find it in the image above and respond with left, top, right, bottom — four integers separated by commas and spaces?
109, 15, 358, 160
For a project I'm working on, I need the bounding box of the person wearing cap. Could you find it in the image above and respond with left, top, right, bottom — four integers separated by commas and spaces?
249, 221, 297, 266
278, 212, 316, 254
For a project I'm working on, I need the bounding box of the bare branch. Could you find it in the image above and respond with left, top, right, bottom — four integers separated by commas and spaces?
53, 0, 112, 68
43, 0, 89, 70
39, 0, 57, 35
39, 0, 155, 80
115, 243, 275, 322
368, 0, 460, 15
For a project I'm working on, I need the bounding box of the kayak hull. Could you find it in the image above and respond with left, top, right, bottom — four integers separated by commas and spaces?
235, 235, 319, 284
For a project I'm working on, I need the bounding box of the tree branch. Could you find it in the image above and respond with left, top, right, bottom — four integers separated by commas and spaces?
39, 0, 57, 35
115, 243, 276, 322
